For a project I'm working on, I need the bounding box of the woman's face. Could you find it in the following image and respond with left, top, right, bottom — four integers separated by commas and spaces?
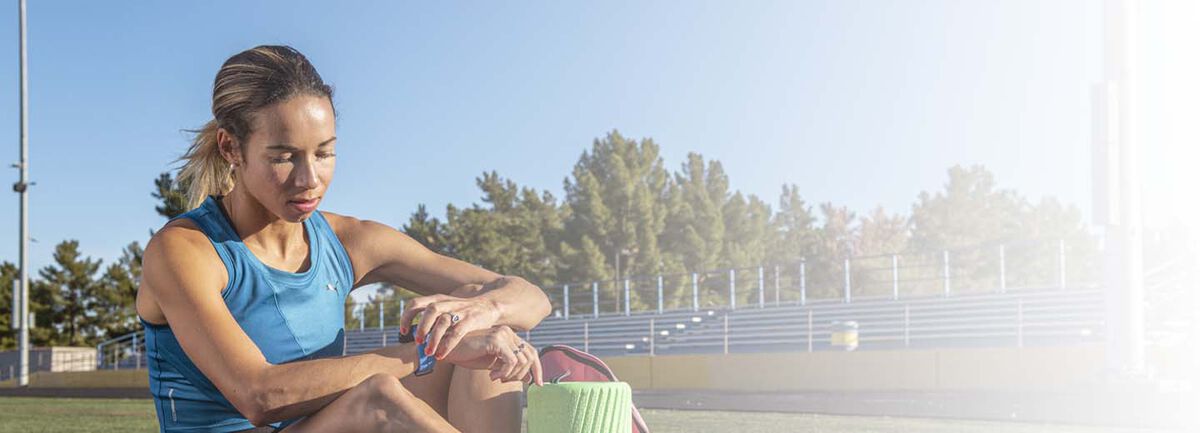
234, 95, 337, 222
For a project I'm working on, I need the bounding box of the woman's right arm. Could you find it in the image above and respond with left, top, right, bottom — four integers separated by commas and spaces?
142, 225, 423, 426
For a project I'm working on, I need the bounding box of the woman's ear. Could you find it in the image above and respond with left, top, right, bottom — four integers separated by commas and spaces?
215, 128, 243, 167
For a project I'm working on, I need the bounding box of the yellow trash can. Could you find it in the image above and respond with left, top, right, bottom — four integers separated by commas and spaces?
830, 320, 859, 351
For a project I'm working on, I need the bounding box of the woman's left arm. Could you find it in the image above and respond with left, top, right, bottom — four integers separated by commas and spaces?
332, 214, 551, 358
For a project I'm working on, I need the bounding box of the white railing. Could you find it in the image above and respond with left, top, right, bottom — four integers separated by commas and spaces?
340, 285, 1105, 357
345, 238, 1089, 330
94, 330, 146, 371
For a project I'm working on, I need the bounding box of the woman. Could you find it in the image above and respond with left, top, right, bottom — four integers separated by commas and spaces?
135, 45, 551, 433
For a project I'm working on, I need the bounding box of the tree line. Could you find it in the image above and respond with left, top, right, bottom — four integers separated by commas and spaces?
363, 130, 1095, 326
0, 129, 1095, 347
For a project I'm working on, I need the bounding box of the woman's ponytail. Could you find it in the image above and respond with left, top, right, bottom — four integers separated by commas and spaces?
176, 120, 233, 211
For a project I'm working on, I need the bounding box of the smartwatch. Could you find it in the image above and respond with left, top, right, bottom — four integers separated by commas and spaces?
398, 318, 436, 376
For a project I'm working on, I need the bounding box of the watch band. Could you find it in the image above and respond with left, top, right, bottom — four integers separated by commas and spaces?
400, 318, 436, 376
415, 339, 436, 376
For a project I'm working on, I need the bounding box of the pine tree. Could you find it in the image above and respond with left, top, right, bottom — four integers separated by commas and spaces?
1013, 197, 1097, 288
27, 279, 55, 346
94, 242, 144, 339
718, 192, 771, 306
439, 172, 563, 287
1, 261, 17, 350
721, 191, 771, 268
853, 207, 909, 297
35, 240, 103, 346
806, 203, 857, 300
562, 131, 670, 310
910, 165, 1024, 249
660, 153, 731, 308
767, 185, 819, 263
907, 165, 1096, 293
403, 204, 448, 254
153, 171, 191, 219
662, 153, 728, 271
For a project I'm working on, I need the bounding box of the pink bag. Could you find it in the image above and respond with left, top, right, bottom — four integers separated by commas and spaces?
538, 345, 650, 433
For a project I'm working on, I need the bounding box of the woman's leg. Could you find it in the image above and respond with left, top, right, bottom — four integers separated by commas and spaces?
447, 366, 523, 433
279, 373, 457, 433
398, 356, 457, 417
399, 360, 523, 433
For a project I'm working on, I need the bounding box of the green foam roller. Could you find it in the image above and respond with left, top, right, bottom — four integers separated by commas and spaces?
527, 382, 632, 433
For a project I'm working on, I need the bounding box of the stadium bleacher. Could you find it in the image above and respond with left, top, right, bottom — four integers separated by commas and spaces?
62, 284, 1103, 376
342, 286, 1104, 357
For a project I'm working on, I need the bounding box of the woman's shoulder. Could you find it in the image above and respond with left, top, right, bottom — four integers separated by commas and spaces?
144, 218, 228, 288
151, 217, 214, 254
137, 217, 229, 324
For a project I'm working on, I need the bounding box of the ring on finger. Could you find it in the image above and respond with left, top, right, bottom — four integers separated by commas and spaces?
446, 313, 460, 324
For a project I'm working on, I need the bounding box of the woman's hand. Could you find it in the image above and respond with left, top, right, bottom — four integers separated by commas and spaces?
399, 293, 502, 360
441, 326, 544, 385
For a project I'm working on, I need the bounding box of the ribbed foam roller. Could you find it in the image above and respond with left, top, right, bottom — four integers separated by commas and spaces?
526, 382, 632, 433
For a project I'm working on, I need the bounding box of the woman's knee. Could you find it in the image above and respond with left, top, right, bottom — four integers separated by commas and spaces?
362, 373, 411, 400
355, 374, 417, 421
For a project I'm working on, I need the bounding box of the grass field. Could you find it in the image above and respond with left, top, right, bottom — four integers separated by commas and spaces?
0, 397, 1171, 433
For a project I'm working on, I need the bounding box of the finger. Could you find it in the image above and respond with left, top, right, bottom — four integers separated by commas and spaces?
489, 354, 514, 381
507, 348, 531, 383
399, 297, 434, 334
425, 314, 454, 356
417, 309, 444, 345
416, 305, 444, 343
398, 305, 415, 335
504, 336, 531, 382
486, 326, 517, 379
501, 346, 522, 382
490, 341, 519, 382
435, 317, 474, 360
528, 345, 544, 386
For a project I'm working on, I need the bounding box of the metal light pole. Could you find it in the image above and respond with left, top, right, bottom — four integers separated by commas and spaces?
1096, 0, 1145, 376
1109, 0, 1146, 375
14, 0, 31, 387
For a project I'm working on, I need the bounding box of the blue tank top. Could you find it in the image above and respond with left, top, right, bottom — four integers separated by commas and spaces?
141, 195, 355, 432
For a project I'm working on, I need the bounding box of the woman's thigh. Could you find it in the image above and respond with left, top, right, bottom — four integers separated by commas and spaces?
400, 359, 458, 418
447, 367, 522, 433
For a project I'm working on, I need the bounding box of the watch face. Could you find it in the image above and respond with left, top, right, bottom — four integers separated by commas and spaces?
398, 316, 420, 343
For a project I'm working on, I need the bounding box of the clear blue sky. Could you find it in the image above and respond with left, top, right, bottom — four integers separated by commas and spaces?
0, 1, 1193, 277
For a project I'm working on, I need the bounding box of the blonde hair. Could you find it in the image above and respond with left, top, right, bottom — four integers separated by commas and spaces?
176, 45, 335, 210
